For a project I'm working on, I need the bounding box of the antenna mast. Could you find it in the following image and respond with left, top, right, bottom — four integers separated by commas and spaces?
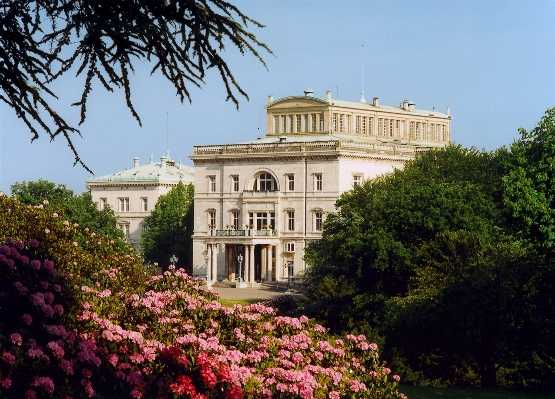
359, 44, 367, 103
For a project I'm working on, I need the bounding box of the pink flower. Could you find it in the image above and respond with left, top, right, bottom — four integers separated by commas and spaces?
32, 376, 55, 393
169, 375, 196, 396
10, 333, 22, 346
107, 354, 119, 367
369, 343, 378, 351
0, 375, 11, 389
226, 385, 243, 399
30, 260, 41, 270
329, 391, 340, 399
60, 359, 74, 375
393, 374, 401, 382
47, 341, 65, 359
129, 353, 144, 364
131, 390, 143, 399
2, 351, 16, 365
200, 366, 218, 388
28, 239, 39, 247
25, 389, 37, 399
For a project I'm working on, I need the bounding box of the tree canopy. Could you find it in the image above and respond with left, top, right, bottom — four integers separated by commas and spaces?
141, 181, 194, 273
302, 142, 555, 387
0, 0, 270, 171
10, 179, 124, 243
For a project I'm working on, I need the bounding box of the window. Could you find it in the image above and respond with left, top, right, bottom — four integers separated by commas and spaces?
355, 116, 361, 134
442, 125, 446, 141
415, 122, 420, 140
362, 116, 367, 135
429, 123, 434, 140
384, 118, 389, 137
232, 175, 239, 192
232, 211, 240, 230
400, 121, 404, 138
288, 115, 294, 133
395, 120, 399, 138
287, 211, 295, 231
315, 174, 322, 191
368, 117, 373, 135
389, 119, 394, 137
208, 211, 216, 229
287, 174, 295, 191
99, 198, 107, 210
281, 116, 286, 133
319, 113, 324, 131
339, 114, 343, 132
274, 116, 279, 133
315, 211, 323, 231
141, 198, 148, 212
285, 242, 295, 252
311, 114, 317, 131
296, 114, 301, 132
332, 113, 337, 132
248, 212, 274, 229
410, 121, 414, 139
378, 118, 382, 136
253, 172, 278, 191
119, 198, 129, 212
345, 115, 350, 133
142, 224, 149, 232
208, 176, 216, 192
119, 224, 130, 239
303, 114, 309, 132
353, 175, 362, 187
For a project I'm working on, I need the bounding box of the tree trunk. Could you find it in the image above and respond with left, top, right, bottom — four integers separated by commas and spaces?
479, 358, 497, 387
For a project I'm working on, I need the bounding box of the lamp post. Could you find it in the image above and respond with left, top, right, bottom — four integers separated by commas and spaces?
170, 254, 178, 266
203, 253, 209, 282
237, 254, 244, 283
285, 261, 293, 293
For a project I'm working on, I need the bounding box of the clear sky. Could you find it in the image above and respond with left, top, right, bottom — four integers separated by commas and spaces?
1, 0, 554, 195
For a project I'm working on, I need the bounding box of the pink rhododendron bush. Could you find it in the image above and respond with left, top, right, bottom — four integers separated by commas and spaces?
0, 196, 405, 399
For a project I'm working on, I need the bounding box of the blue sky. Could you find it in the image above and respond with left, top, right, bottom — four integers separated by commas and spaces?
1, 0, 554, 195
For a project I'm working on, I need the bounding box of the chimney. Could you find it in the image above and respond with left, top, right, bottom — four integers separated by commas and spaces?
304, 89, 314, 97
325, 91, 331, 101
133, 157, 140, 168
373, 97, 379, 106
402, 100, 409, 111
160, 156, 167, 169
268, 94, 274, 103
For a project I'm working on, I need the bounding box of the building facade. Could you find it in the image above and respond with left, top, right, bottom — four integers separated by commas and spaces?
86, 153, 194, 251
190, 90, 451, 285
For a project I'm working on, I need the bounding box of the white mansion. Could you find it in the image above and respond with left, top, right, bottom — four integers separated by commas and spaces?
86, 154, 194, 251
190, 90, 451, 285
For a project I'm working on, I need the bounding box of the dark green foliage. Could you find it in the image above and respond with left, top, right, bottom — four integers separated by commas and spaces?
141, 182, 194, 273
302, 142, 555, 387
0, 0, 270, 170
10, 179, 124, 243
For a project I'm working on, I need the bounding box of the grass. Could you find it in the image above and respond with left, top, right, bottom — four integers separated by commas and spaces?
218, 299, 259, 307
399, 385, 555, 399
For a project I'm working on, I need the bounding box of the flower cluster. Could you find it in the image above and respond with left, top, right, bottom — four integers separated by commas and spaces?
0, 196, 405, 399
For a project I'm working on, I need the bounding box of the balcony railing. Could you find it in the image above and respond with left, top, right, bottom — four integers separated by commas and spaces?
215, 229, 246, 236
211, 229, 277, 237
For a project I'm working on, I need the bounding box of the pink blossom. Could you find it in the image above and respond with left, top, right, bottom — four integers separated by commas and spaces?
129, 353, 144, 363
107, 354, 119, 367
393, 374, 401, 382
226, 385, 243, 399
28, 238, 39, 247
25, 389, 37, 399
329, 391, 340, 399
2, 351, 16, 365
60, 359, 74, 375
369, 343, 378, 351
10, 333, 22, 346
14, 240, 24, 249
130, 390, 143, 399
32, 376, 55, 393
47, 341, 65, 359
0, 375, 11, 389
200, 367, 218, 388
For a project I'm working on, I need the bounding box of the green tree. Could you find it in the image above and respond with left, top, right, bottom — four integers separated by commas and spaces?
1, 0, 270, 170
386, 230, 540, 387
302, 144, 525, 386
141, 182, 194, 273
10, 179, 124, 242
504, 107, 555, 251
303, 145, 506, 331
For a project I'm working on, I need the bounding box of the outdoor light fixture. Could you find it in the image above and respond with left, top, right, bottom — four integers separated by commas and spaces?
237, 254, 244, 283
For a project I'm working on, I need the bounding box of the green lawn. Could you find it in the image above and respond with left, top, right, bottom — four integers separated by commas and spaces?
218, 299, 259, 307
399, 385, 555, 399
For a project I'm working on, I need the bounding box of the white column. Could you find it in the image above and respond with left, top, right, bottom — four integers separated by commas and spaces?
211, 244, 217, 283
243, 245, 249, 282
267, 245, 273, 282
249, 244, 255, 283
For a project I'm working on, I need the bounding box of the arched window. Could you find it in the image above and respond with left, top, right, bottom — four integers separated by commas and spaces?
253, 172, 278, 191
